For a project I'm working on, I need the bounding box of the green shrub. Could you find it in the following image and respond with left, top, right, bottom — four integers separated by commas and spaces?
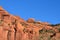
0, 20, 3, 24
58, 28, 60, 32
39, 29, 47, 34
20, 22, 28, 27
46, 30, 54, 33
49, 23, 60, 27
48, 36, 51, 40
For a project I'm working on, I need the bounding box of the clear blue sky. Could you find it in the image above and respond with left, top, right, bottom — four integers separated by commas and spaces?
0, 0, 60, 24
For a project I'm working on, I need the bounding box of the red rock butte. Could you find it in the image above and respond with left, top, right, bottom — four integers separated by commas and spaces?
0, 7, 60, 40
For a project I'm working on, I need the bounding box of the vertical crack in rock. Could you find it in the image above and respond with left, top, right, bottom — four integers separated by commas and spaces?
7, 30, 11, 40
14, 27, 17, 40
14, 20, 17, 40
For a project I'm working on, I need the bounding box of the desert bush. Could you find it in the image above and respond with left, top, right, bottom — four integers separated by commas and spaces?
50, 24, 60, 26
20, 22, 28, 27
55, 24, 60, 26
39, 29, 47, 34
0, 20, 3, 24
57, 28, 60, 32
46, 30, 55, 33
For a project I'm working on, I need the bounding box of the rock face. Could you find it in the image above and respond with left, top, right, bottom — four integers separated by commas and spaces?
0, 7, 60, 40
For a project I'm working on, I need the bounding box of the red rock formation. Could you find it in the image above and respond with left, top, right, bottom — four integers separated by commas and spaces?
0, 6, 60, 40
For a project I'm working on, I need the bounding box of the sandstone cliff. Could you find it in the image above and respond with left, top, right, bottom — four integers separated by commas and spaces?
0, 7, 60, 40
